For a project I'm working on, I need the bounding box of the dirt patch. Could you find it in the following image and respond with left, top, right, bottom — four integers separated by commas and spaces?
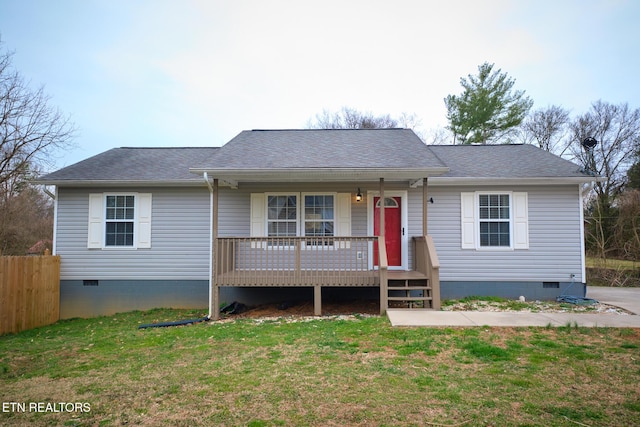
220, 297, 634, 321
223, 299, 380, 319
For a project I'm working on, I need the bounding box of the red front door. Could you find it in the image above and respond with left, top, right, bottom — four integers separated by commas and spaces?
374, 196, 402, 267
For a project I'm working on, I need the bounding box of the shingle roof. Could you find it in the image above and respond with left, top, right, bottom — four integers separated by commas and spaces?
37, 147, 219, 185
191, 129, 446, 170
429, 144, 589, 179
36, 130, 595, 186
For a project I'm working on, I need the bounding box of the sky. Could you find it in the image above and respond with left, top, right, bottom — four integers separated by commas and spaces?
1, 0, 639, 171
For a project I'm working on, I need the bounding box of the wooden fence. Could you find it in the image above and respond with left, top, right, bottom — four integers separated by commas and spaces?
0, 254, 60, 335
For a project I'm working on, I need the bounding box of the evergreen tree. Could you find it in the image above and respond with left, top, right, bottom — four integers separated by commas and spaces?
445, 62, 533, 144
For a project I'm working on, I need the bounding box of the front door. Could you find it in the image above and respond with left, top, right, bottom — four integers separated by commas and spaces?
374, 196, 402, 267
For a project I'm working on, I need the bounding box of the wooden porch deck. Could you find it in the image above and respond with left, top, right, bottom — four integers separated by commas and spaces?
216, 269, 380, 287
210, 236, 440, 319
215, 265, 426, 287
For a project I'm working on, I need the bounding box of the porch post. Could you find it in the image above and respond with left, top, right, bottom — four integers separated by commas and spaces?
379, 178, 385, 238
314, 285, 322, 316
423, 177, 428, 236
211, 178, 220, 320
379, 178, 386, 315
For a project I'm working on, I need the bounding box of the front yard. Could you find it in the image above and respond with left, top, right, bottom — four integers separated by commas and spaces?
1, 309, 639, 426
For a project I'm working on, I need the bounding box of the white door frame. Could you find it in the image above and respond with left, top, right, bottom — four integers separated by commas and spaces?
367, 190, 408, 271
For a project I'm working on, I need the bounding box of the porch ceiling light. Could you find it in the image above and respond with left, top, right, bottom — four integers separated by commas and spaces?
356, 188, 363, 202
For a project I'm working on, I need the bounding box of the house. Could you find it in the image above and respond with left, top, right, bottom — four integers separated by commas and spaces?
37, 129, 596, 319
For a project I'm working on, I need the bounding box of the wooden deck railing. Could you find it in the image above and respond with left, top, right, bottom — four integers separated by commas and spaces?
413, 236, 441, 309
215, 236, 382, 287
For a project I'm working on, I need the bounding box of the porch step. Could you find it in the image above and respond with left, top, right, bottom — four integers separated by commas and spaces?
388, 286, 432, 291
386, 271, 435, 310
387, 296, 433, 301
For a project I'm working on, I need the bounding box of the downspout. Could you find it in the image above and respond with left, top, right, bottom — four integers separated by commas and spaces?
43, 186, 58, 255
136, 175, 215, 329
204, 172, 214, 320
580, 181, 595, 293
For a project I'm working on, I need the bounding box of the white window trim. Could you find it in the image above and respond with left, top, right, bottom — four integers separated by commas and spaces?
263, 192, 342, 238
476, 191, 514, 251
265, 192, 301, 238
263, 192, 339, 249
87, 192, 152, 250
460, 191, 529, 251
252, 192, 352, 250
301, 192, 337, 239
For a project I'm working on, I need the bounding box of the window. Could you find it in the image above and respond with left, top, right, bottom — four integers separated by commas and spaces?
267, 195, 298, 237
251, 192, 350, 242
460, 192, 529, 250
88, 193, 152, 249
304, 195, 334, 237
479, 194, 510, 247
265, 194, 337, 238
105, 195, 135, 246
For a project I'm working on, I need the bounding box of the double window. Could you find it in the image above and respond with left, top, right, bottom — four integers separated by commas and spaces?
266, 194, 335, 239
251, 192, 351, 244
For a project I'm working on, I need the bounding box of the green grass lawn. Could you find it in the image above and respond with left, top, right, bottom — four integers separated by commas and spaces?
1, 309, 639, 426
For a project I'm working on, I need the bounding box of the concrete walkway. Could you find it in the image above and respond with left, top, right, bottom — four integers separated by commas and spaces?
387, 286, 640, 328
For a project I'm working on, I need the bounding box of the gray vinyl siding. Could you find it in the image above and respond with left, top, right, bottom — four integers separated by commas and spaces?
56, 182, 584, 286
427, 184, 583, 283
217, 181, 399, 238
56, 187, 211, 281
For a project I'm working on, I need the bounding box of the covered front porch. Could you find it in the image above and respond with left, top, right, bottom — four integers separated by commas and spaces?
206, 177, 441, 320
189, 129, 449, 320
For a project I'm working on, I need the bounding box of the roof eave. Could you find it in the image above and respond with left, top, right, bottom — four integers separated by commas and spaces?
429, 176, 606, 186
32, 179, 206, 187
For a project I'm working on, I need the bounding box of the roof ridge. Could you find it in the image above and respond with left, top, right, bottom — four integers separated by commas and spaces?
117, 146, 221, 149
249, 128, 409, 132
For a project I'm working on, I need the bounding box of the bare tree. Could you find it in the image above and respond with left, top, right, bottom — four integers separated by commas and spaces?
569, 101, 640, 205
627, 146, 640, 189
569, 101, 640, 258
0, 40, 74, 254
1, 41, 75, 191
307, 107, 399, 129
0, 185, 53, 255
520, 105, 570, 154
614, 189, 640, 261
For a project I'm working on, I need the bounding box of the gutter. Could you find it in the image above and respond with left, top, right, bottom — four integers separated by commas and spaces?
48, 186, 58, 256
31, 179, 204, 187
42, 186, 56, 200
579, 180, 597, 288
428, 176, 606, 186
